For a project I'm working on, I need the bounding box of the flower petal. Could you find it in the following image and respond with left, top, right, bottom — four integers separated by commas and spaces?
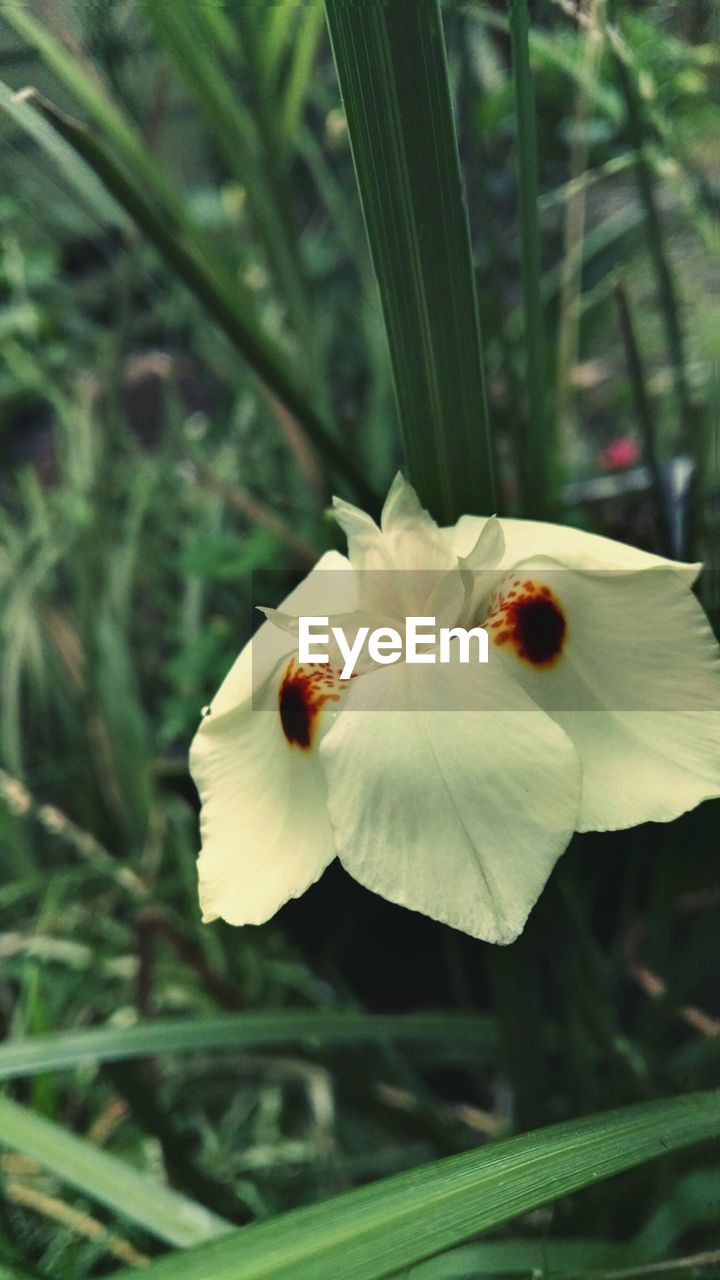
485, 557, 720, 830
189, 551, 355, 926
319, 660, 581, 944
333, 472, 455, 574
191, 656, 337, 926
334, 474, 465, 625
460, 514, 505, 570
450, 515, 701, 584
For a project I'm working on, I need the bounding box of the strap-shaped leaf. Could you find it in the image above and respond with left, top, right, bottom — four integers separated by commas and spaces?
110, 1091, 718, 1280
0, 1012, 498, 1081
0, 1098, 231, 1248
325, 0, 495, 524
6, 89, 373, 505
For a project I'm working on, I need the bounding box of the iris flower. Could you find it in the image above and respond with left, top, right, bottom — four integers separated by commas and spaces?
190, 476, 720, 944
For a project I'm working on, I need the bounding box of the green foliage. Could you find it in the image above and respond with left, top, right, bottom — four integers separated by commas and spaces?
325, 0, 495, 523
0, 1098, 232, 1248
109, 1092, 720, 1280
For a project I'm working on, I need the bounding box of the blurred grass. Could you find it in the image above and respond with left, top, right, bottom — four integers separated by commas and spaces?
0, 1, 717, 1277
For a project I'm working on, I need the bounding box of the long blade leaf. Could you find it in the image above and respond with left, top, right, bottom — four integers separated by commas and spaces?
1, 6, 180, 217
324, 0, 495, 524
9, 89, 373, 505
110, 1091, 718, 1280
141, 0, 313, 345
0, 78, 126, 229
0, 8, 374, 502
0, 1098, 231, 1248
0, 1012, 498, 1081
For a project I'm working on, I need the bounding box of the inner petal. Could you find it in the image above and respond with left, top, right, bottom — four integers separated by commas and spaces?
487, 579, 567, 668
279, 659, 343, 750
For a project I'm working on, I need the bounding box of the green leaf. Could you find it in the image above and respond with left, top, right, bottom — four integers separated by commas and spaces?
279, 2, 326, 154
324, 0, 495, 524
0, 1097, 231, 1248
0, 7, 375, 504
408, 1166, 720, 1275
404, 1237, 636, 1277
0, 1012, 498, 1082
0, 78, 126, 229
141, 0, 313, 344
1, 5, 181, 218
9, 89, 374, 507
109, 1091, 719, 1280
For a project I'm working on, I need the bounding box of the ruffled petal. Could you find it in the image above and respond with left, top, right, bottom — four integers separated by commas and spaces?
319, 659, 581, 944
333, 472, 449, 570
460, 514, 505, 571
450, 515, 701, 584
484, 556, 720, 830
334, 474, 465, 625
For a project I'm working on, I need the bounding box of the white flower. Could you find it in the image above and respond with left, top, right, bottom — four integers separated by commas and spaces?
189, 475, 720, 944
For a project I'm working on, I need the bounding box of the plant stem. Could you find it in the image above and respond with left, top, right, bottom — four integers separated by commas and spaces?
613, 276, 674, 556
507, 0, 553, 518
555, 0, 604, 478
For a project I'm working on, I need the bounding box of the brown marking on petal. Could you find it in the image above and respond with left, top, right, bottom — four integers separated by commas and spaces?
279, 659, 341, 750
487, 582, 567, 668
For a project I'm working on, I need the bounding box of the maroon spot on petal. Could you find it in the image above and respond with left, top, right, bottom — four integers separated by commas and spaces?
279, 660, 340, 750
489, 583, 567, 668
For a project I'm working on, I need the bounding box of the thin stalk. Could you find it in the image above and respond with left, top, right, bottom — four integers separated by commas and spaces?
483, 911, 551, 1131
555, 0, 604, 476
608, 18, 700, 555
145, 0, 318, 370
613, 277, 674, 557
461, 23, 519, 497
606, 7, 694, 423
471, 149, 520, 499
507, 0, 553, 517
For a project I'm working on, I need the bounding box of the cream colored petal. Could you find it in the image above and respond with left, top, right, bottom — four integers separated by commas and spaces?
450, 515, 701, 584
485, 556, 720, 830
191, 657, 336, 926
320, 659, 581, 944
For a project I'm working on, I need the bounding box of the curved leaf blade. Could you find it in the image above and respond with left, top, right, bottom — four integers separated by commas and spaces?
111, 1091, 719, 1280
0, 1012, 498, 1081
0, 1098, 231, 1248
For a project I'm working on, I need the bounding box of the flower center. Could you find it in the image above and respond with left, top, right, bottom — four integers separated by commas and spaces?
488, 579, 566, 667
278, 660, 341, 750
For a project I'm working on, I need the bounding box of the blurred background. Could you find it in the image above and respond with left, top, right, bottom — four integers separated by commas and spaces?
0, 1, 718, 1276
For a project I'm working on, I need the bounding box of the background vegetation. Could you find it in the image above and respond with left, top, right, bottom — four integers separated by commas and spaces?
0, 1, 717, 1277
